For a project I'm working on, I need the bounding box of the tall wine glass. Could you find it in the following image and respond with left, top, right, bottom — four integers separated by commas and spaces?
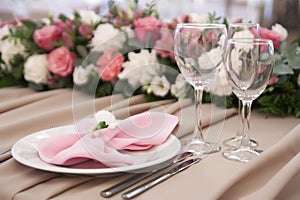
228, 22, 259, 39
174, 23, 227, 155
223, 38, 274, 162
223, 22, 260, 149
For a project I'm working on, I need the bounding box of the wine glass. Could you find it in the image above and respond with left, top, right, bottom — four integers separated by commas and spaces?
223, 22, 260, 149
223, 38, 275, 162
174, 23, 227, 155
228, 22, 259, 39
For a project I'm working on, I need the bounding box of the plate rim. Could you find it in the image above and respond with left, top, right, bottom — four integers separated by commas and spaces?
12, 125, 181, 175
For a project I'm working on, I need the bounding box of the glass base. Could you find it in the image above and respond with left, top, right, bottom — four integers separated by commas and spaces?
223, 136, 258, 149
222, 147, 260, 163
186, 139, 221, 155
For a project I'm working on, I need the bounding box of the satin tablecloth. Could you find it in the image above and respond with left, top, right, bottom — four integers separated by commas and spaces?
0, 87, 300, 200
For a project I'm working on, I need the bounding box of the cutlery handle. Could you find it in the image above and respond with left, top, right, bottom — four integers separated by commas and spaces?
122, 173, 171, 199
100, 151, 193, 198
122, 158, 200, 199
100, 172, 153, 197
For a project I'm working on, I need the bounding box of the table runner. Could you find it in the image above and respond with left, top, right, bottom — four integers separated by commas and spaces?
0, 87, 299, 200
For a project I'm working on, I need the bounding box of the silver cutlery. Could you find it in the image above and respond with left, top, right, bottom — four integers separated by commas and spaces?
100, 152, 193, 198
122, 158, 201, 199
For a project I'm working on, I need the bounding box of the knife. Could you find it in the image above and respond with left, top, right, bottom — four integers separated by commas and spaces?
122, 158, 201, 199
100, 152, 193, 198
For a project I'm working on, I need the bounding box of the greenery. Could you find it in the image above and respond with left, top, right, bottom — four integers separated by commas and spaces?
94, 121, 109, 131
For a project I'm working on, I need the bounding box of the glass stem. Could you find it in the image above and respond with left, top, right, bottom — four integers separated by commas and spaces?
240, 100, 252, 148
236, 100, 243, 137
194, 89, 204, 141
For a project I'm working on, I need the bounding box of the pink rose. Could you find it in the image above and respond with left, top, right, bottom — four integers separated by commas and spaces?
97, 50, 124, 81
268, 75, 279, 86
231, 18, 243, 23
78, 24, 94, 40
134, 16, 163, 43
154, 29, 175, 61
258, 27, 282, 49
0, 19, 18, 28
33, 25, 62, 51
169, 15, 189, 30
47, 46, 76, 76
203, 30, 218, 43
53, 20, 74, 33
61, 32, 73, 48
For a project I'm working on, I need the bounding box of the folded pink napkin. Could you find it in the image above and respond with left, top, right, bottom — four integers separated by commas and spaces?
38, 112, 178, 167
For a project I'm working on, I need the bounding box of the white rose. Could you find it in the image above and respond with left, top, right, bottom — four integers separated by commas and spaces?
171, 74, 188, 98
118, 49, 159, 87
232, 29, 254, 39
272, 23, 288, 41
94, 110, 117, 128
150, 75, 170, 97
41, 18, 51, 25
24, 54, 50, 84
73, 63, 97, 85
1, 39, 27, 71
79, 10, 101, 25
233, 38, 253, 52
189, 13, 209, 23
198, 47, 223, 69
228, 48, 243, 75
208, 63, 232, 96
91, 24, 126, 51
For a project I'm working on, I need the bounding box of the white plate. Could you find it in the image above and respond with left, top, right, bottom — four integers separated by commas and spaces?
12, 125, 181, 175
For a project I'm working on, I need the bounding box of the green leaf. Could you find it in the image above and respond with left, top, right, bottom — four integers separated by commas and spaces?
58, 14, 69, 21
0, 75, 24, 87
21, 20, 37, 29
73, 10, 80, 19
76, 45, 88, 58
95, 81, 113, 97
273, 62, 294, 75
94, 121, 108, 130
292, 35, 300, 45
287, 43, 300, 69
287, 42, 298, 57
74, 58, 83, 67
28, 82, 47, 91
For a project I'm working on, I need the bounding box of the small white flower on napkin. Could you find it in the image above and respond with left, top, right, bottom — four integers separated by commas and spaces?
95, 110, 117, 129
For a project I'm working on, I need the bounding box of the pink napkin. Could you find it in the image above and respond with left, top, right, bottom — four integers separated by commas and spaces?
38, 112, 178, 167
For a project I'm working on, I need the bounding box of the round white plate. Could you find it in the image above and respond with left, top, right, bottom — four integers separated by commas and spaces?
12, 125, 181, 175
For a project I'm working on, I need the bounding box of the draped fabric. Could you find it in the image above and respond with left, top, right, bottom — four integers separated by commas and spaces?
0, 87, 299, 200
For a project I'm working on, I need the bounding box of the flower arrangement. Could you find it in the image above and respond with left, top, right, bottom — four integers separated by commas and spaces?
0, 0, 299, 117
253, 25, 300, 117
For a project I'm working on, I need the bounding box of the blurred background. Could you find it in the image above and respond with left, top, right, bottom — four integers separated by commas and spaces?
0, 0, 299, 41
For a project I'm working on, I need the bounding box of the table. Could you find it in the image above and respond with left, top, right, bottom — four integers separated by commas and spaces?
0, 87, 299, 200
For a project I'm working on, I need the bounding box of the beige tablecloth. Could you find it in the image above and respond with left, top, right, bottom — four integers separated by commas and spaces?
0, 87, 299, 200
